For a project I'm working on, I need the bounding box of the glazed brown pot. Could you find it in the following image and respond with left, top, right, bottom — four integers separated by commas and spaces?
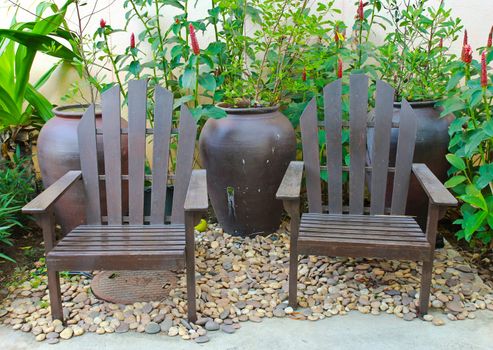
368, 100, 453, 229
37, 104, 128, 235
199, 105, 296, 236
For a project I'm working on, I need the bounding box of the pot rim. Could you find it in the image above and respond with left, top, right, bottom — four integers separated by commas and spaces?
216, 102, 280, 114
393, 100, 438, 108
53, 104, 102, 118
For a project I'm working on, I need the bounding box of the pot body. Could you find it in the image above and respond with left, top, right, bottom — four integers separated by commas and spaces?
37, 105, 128, 235
368, 101, 452, 229
199, 106, 296, 236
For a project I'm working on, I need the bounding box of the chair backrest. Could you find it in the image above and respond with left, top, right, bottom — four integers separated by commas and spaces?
78, 80, 198, 225
300, 74, 417, 216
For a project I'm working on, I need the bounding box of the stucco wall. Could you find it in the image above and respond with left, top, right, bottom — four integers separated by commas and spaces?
2, 0, 491, 105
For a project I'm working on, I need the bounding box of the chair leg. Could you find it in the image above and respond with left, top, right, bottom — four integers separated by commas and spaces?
288, 252, 298, 308
418, 259, 433, 316
185, 213, 197, 323
47, 269, 63, 323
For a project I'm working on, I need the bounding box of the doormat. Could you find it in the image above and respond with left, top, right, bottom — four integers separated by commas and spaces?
91, 270, 178, 304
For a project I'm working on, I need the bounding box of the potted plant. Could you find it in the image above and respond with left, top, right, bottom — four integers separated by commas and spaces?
371, 0, 462, 229
199, 0, 331, 236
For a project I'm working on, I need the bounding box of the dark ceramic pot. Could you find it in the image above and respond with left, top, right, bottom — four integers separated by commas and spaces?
368, 100, 453, 229
199, 105, 296, 236
37, 104, 128, 235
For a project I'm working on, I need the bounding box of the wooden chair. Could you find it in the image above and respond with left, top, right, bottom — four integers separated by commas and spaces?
23, 80, 207, 323
276, 74, 457, 316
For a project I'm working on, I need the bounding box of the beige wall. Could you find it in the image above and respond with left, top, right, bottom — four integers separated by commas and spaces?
2, 0, 491, 105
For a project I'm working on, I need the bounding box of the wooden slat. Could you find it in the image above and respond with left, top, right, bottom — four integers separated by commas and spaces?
22, 171, 82, 214
127, 80, 148, 224
150, 86, 174, 224
349, 74, 369, 214
321, 165, 395, 173
102, 86, 123, 224
99, 174, 175, 181
370, 80, 395, 215
324, 80, 343, 213
184, 170, 208, 211
318, 121, 400, 128
96, 128, 178, 135
101, 215, 172, 224
391, 99, 418, 215
302, 213, 414, 222
77, 105, 101, 224
412, 164, 457, 206
276, 161, 304, 200
300, 98, 322, 212
171, 105, 198, 224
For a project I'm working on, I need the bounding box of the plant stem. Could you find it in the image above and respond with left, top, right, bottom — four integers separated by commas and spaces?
358, 20, 363, 69
154, 0, 169, 88
194, 56, 200, 107
103, 32, 126, 99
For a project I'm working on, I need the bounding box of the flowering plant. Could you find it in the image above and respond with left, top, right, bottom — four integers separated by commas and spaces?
443, 29, 493, 246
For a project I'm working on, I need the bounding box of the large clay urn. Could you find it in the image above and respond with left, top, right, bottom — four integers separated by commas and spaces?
37, 104, 128, 235
199, 105, 296, 236
368, 101, 453, 229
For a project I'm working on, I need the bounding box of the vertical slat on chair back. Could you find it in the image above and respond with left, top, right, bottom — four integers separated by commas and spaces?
300, 97, 322, 213
127, 80, 148, 225
78, 105, 102, 224
348, 74, 369, 214
150, 86, 174, 224
391, 99, 417, 215
102, 86, 123, 225
369, 80, 394, 215
170, 105, 198, 224
324, 80, 343, 214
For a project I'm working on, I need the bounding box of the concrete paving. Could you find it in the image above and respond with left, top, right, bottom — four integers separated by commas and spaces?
1, 310, 492, 350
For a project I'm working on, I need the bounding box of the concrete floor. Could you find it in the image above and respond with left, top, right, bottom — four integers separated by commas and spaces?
1, 310, 492, 350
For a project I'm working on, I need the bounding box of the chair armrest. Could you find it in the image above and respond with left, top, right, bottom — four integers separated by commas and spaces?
276, 161, 304, 200
23, 170, 82, 214
184, 169, 208, 212
412, 164, 457, 207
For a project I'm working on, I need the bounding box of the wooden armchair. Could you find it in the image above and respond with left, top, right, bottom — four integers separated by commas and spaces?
276, 75, 457, 316
23, 81, 207, 323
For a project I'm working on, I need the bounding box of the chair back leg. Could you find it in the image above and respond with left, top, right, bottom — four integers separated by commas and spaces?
185, 213, 198, 322
418, 259, 433, 316
47, 270, 64, 323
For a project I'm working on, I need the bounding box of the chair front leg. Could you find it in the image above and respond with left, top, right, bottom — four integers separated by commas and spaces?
284, 199, 300, 308
185, 211, 200, 323
419, 203, 440, 316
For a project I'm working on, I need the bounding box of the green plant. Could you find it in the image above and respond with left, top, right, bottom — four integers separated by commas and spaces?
377, 0, 462, 101
0, 1, 79, 157
0, 194, 23, 262
442, 36, 493, 246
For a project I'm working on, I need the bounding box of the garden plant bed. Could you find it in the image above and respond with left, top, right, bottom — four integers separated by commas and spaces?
1, 223, 493, 345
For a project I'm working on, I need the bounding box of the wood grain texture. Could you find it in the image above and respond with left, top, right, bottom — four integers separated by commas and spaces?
391, 99, 418, 215
184, 169, 208, 212
300, 98, 322, 212
127, 80, 148, 225
412, 164, 457, 206
324, 80, 343, 214
171, 104, 198, 224
77, 105, 101, 224
102, 86, 123, 224
370, 80, 394, 215
276, 161, 304, 200
23, 171, 82, 214
349, 74, 369, 214
150, 86, 174, 224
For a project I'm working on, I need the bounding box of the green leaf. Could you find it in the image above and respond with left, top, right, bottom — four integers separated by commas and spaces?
129, 61, 141, 76
181, 68, 196, 90
163, 0, 184, 10
463, 210, 487, 241
0, 252, 15, 263
198, 74, 216, 92
25, 84, 53, 122
444, 175, 466, 188
477, 163, 493, 189
202, 105, 226, 119
445, 153, 466, 171
439, 96, 466, 117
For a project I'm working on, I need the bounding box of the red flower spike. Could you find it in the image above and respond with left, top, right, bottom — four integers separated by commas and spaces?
130, 33, 135, 49
463, 30, 468, 46
439, 38, 443, 49
100, 18, 106, 28
175, 18, 180, 24
302, 68, 307, 82
189, 24, 200, 55
461, 44, 473, 64
481, 51, 488, 88
337, 58, 343, 79
488, 27, 492, 48
357, 0, 364, 21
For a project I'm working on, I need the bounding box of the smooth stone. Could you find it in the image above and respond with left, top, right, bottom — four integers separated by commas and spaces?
195, 335, 210, 344
145, 322, 161, 334
46, 332, 59, 339
168, 327, 179, 337
221, 324, 235, 334
60, 327, 73, 340
446, 300, 464, 313
35, 334, 46, 342
115, 323, 129, 333
205, 320, 220, 331
160, 319, 173, 332
195, 317, 210, 326
47, 338, 59, 345
0, 310, 8, 318
273, 308, 285, 317
423, 314, 434, 322
181, 319, 192, 330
